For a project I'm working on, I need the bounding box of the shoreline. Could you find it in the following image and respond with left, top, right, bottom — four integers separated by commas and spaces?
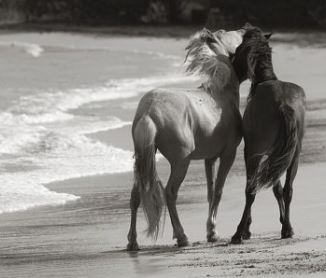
1, 23, 326, 41
0, 23, 200, 38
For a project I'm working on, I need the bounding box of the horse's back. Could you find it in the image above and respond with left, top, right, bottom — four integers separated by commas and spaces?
244, 80, 305, 153
246, 80, 305, 120
250, 80, 304, 102
134, 88, 199, 129
256, 80, 305, 124
133, 87, 240, 160
134, 88, 223, 128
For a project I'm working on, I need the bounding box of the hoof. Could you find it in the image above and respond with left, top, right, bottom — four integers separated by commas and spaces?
177, 236, 189, 247
281, 228, 294, 239
230, 235, 243, 245
127, 241, 140, 251
242, 230, 251, 240
207, 232, 219, 243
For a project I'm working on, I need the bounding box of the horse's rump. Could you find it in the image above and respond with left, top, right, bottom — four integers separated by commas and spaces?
248, 99, 299, 192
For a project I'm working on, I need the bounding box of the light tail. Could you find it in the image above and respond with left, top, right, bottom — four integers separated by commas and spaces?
133, 116, 165, 239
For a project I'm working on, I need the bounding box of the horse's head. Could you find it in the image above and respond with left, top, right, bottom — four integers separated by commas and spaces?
185, 26, 248, 80
232, 26, 273, 82
213, 23, 256, 56
214, 28, 245, 56
185, 27, 246, 63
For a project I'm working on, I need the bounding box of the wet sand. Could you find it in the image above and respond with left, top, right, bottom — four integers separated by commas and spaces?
0, 163, 325, 277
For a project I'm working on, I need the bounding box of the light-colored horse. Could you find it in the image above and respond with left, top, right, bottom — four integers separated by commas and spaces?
127, 28, 245, 251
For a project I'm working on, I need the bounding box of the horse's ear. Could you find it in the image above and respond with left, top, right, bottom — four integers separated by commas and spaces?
264, 33, 272, 40
243, 22, 253, 30
229, 53, 235, 63
199, 28, 217, 43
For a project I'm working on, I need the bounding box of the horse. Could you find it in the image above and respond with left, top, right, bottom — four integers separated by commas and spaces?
127, 27, 246, 251
230, 26, 306, 244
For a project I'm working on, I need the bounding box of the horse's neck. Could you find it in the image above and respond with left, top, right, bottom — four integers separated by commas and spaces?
211, 40, 229, 56
248, 58, 277, 100
198, 55, 240, 107
252, 56, 277, 85
205, 75, 240, 108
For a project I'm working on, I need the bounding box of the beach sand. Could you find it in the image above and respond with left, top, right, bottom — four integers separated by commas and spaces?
0, 30, 326, 277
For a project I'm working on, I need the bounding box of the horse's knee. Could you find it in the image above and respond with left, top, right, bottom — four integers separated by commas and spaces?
207, 193, 212, 204
245, 180, 256, 195
215, 186, 223, 197
245, 189, 255, 202
130, 187, 140, 209
165, 187, 177, 203
206, 182, 214, 203
273, 184, 283, 197
283, 186, 293, 203
211, 187, 223, 206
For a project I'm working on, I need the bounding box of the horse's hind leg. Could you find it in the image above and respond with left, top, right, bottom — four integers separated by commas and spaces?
166, 159, 190, 247
242, 215, 252, 240
205, 158, 216, 207
206, 147, 236, 242
282, 153, 299, 238
273, 180, 285, 229
241, 147, 252, 240
127, 184, 141, 251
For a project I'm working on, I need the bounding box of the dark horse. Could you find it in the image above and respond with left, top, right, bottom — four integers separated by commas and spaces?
230, 27, 306, 244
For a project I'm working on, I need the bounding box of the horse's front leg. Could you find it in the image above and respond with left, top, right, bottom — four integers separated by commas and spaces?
231, 154, 260, 244
205, 158, 217, 204
205, 158, 217, 242
166, 159, 190, 247
206, 147, 236, 242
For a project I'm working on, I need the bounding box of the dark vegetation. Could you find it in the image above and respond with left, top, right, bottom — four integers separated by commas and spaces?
0, 0, 326, 29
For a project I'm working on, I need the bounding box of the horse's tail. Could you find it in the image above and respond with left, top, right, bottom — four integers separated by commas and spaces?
132, 116, 165, 240
249, 104, 298, 192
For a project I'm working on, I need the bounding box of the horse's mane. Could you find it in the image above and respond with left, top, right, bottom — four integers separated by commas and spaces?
185, 28, 231, 84
239, 27, 277, 99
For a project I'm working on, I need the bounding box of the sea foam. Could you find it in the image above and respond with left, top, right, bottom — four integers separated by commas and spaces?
0, 41, 44, 57
0, 73, 195, 214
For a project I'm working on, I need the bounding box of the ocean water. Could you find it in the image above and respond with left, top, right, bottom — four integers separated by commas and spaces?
0, 32, 196, 214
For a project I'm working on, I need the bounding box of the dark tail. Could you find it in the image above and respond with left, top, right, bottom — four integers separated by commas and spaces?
249, 104, 298, 192
133, 116, 165, 240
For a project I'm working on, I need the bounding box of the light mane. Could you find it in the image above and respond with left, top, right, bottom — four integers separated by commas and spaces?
185, 28, 233, 92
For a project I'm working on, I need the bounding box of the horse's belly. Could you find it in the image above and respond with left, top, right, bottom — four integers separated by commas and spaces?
190, 129, 226, 160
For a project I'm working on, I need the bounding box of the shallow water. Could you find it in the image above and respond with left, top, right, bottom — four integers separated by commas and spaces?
0, 32, 197, 214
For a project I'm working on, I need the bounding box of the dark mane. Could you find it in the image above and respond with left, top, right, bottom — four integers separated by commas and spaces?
233, 27, 277, 100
